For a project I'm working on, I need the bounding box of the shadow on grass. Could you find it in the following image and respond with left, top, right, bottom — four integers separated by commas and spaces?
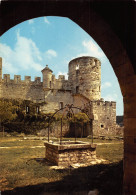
2, 160, 123, 195
26, 158, 54, 166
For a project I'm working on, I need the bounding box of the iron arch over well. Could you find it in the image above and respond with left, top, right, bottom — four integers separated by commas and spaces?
0, 1, 136, 194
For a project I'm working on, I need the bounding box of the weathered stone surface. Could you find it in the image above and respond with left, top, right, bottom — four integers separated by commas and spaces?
68, 57, 101, 100
0, 56, 118, 136
44, 141, 96, 166
83, 100, 117, 136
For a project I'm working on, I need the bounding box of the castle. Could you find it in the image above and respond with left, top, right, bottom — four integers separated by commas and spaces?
0, 56, 117, 135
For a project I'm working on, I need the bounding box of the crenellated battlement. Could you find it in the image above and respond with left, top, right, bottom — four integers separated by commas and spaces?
0, 56, 117, 137
58, 75, 65, 80
2, 74, 42, 85
14, 75, 21, 83
86, 100, 116, 108
34, 77, 41, 83
3, 74, 10, 82
0, 57, 114, 110
25, 76, 31, 83
1, 71, 68, 91
95, 100, 116, 107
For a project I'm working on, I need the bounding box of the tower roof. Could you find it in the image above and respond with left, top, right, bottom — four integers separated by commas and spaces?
41, 65, 53, 73
69, 56, 101, 66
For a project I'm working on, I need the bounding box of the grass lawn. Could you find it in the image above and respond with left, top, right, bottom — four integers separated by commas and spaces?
0, 136, 123, 194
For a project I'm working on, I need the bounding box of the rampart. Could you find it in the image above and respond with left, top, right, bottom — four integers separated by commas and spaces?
0, 56, 101, 103
0, 72, 70, 102
0, 56, 120, 136
83, 99, 117, 135
0, 74, 44, 101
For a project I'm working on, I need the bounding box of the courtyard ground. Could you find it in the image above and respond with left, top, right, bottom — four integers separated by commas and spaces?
0, 135, 123, 195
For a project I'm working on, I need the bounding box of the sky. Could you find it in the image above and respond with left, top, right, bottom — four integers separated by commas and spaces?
0, 16, 123, 115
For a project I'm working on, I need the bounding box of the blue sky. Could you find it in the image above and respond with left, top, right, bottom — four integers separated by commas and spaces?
0, 16, 123, 115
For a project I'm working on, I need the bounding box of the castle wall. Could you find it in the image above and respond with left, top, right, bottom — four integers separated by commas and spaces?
51, 76, 70, 91
0, 56, 102, 106
72, 94, 90, 111
83, 100, 117, 135
0, 75, 44, 102
0, 56, 118, 136
68, 56, 101, 100
41, 90, 74, 113
39, 90, 90, 113
92, 100, 116, 135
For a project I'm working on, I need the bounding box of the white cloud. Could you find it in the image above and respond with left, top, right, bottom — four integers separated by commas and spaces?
45, 49, 57, 58
82, 40, 104, 58
0, 31, 44, 75
103, 93, 118, 101
0, 43, 19, 74
56, 71, 68, 80
69, 39, 105, 61
0, 31, 59, 77
44, 17, 50, 24
28, 19, 34, 24
15, 31, 43, 71
101, 82, 112, 89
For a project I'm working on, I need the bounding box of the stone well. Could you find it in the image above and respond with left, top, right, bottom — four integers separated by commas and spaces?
44, 141, 96, 166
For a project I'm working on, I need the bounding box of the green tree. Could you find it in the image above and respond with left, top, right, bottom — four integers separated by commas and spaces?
70, 112, 90, 138
0, 100, 17, 136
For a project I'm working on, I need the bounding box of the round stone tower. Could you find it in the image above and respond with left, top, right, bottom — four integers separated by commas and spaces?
68, 56, 101, 100
41, 65, 53, 90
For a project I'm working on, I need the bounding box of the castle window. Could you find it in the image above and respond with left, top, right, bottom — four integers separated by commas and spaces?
76, 69, 79, 77
26, 106, 29, 114
60, 102, 63, 109
94, 60, 97, 66
50, 81, 51, 88
101, 124, 104, 128
36, 106, 39, 114
76, 86, 79, 93
76, 64, 79, 70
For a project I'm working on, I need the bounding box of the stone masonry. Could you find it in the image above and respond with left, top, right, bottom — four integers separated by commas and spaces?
44, 141, 96, 166
0, 56, 117, 135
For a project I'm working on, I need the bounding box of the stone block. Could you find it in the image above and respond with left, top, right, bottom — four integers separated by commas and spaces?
45, 141, 96, 166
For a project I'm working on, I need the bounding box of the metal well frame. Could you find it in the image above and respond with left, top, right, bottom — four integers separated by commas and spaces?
47, 104, 93, 144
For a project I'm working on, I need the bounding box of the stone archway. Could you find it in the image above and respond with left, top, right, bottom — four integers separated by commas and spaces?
0, 1, 136, 194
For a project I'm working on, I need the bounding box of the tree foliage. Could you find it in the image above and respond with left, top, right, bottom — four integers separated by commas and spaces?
47, 111, 90, 125
0, 100, 17, 124
70, 112, 90, 124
